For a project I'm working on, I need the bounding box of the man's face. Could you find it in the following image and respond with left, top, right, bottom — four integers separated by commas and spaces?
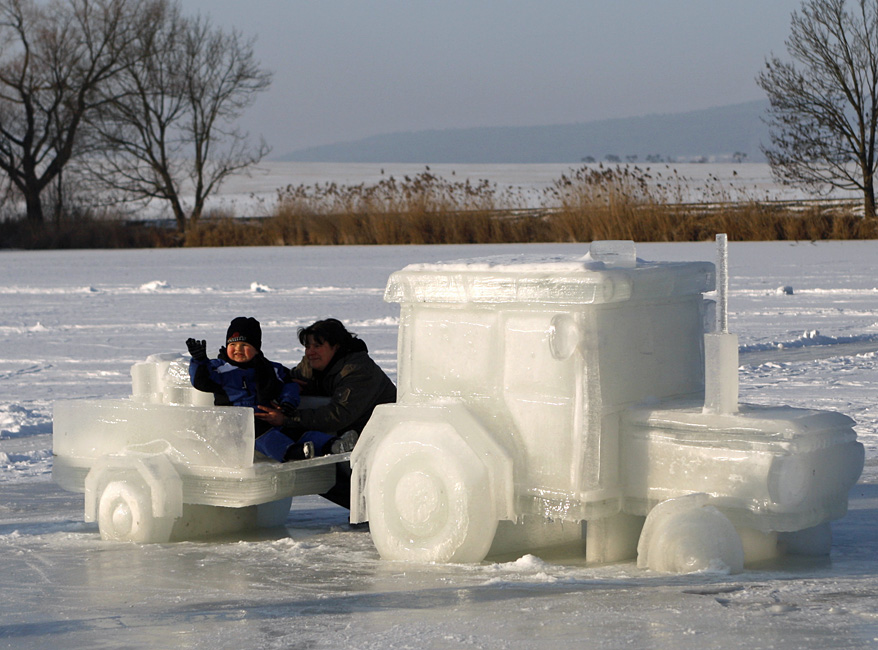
304, 336, 339, 372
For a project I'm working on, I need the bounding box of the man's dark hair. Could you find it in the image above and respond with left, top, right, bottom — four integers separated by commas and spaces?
297, 318, 356, 348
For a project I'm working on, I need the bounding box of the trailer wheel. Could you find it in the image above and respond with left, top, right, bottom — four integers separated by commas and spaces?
97, 478, 174, 543
366, 430, 498, 563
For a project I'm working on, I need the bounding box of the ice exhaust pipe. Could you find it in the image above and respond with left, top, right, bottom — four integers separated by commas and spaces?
703, 233, 739, 414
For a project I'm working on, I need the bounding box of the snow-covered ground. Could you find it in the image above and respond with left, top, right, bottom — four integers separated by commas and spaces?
1, 239, 877, 649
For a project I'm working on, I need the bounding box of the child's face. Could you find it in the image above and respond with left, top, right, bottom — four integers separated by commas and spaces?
227, 341, 258, 363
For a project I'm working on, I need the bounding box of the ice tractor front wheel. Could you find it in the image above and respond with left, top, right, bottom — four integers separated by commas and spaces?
366, 430, 499, 563
97, 478, 174, 543
637, 494, 744, 574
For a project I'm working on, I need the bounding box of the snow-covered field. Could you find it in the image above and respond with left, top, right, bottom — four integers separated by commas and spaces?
2, 239, 878, 649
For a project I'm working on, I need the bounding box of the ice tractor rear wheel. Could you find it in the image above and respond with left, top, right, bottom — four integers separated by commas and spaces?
366, 429, 498, 563
97, 478, 174, 543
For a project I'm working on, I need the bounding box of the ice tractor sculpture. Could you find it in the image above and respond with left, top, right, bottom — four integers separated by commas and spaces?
350, 238, 864, 572
50, 238, 864, 574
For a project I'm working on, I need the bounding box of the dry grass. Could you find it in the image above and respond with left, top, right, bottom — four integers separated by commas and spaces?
538, 202, 877, 243
539, 164, 877, 242
266, 170, 530, 245
262, 165, 877, 245
4, 165, 877, 249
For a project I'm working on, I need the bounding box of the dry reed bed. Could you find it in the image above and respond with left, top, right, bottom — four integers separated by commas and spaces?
185, 166, 876, 246
3, 166, 876, 249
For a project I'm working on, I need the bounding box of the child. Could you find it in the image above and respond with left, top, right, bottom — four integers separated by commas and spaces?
186, 316, 313, 461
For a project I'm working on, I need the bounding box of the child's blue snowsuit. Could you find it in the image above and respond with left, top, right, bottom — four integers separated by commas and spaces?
189, 349, 300, 452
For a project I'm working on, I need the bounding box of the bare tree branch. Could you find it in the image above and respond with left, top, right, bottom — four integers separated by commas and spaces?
84, 1, 272, 232
0, 0, 160, 222
759, 0, 878, 218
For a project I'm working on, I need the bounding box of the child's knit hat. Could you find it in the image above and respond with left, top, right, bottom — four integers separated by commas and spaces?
226, 316, 262, 350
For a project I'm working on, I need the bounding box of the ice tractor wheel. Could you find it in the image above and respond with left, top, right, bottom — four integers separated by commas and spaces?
97, 479, 174, 543
637, 494, 744, 574
366, 430, 498, 563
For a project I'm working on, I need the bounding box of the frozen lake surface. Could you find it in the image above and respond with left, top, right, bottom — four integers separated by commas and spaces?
1, 240, 877, 649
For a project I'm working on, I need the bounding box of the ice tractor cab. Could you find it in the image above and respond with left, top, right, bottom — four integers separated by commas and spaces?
350, 239, 864, 572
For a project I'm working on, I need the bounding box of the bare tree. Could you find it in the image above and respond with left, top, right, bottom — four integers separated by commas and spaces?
758, 0, 878, 219
0, 0, 157, 223
85, 1, 272, 233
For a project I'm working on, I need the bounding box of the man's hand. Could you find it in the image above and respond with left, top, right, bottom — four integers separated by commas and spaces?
255, 404, 285, 427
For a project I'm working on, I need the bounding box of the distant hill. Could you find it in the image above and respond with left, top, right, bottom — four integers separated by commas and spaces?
278, 100, 770, 164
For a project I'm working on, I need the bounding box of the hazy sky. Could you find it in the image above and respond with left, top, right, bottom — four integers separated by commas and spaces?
178, 0, 805, 158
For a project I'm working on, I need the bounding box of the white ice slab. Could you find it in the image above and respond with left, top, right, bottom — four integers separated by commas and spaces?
131, 352, 214, 406
53, 400, 255, 469
386, 256, 713, 305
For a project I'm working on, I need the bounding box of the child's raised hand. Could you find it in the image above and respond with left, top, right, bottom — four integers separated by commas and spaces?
186, 338, 208, 361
